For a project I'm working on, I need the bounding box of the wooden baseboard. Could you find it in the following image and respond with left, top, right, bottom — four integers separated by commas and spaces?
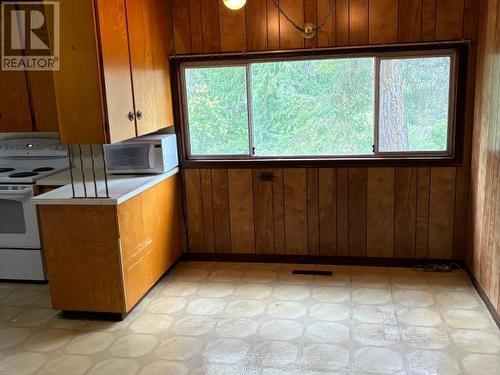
462, 263, 500, 329
183, 252, 465, 268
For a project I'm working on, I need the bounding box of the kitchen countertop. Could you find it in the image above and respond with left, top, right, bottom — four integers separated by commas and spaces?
33, 167, 179, 206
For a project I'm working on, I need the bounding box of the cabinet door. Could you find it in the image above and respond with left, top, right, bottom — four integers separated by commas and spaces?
95, 0, 137, 143
126, 0, 174, 136
0, 70, 33, 132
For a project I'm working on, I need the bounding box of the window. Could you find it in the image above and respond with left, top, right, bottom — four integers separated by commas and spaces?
179, 46, 462, 164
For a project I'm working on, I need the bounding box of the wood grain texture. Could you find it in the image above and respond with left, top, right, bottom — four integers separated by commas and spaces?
279, 0, 304, 49
284, 169, 308, 254
219, 0, 246, 51
399, 0, 423, 42
172, 0, 192, 54
319, 168, 337, 255
95, 0, 137, 143
253, 169, 274, 253
212, 169, 232, 253
177, 0, 477, 266
467, 0, 500, 315
369, 0, 398, 44
246, 0, 268, 50
201, 0, 221, 52
303, 0, 318, 48
26, 71, 59, 132
366, 168, 395, 257
336, 168, 349, 256
307, 169, 320, 254
394, 168, 417, 258
272, 168, 286, 252
127, 0, 174, 135
190, 0, 204, 53
118, 175, 184, 310
38, 205, 125, 312
349, 0, 369, 45
435, 0, 465, 40
228, 169, 255, 253
184, 169, 204, 251
0, 71, 33, 132
348, 168, 367, 256
317, 0, 336, 47
428, 167, 456, 259
200, 169, 215, 252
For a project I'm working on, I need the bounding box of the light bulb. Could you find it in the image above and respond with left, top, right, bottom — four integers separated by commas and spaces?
223, 0, 246, 10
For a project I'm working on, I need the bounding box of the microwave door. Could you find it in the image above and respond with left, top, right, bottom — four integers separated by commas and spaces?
0, 188, 40, 249
105, 144, 153, 173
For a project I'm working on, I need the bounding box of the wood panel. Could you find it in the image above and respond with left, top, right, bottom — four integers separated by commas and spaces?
0, 71, 33, 132
38, 205, 125, 312
399, 0, 423, 42
349, 0, 369, 45
219, 0, 246, 51
348, 168, 367, 256
317, 0, 336, 47
177, 0, 477, 267
246, 0, 268, 50
172, 0, 192, 54
26, 72, 59, 132
369, 0, 398, 44
428, 167, 456, 258
394, 168, 417, 258
253, 169, 274, 253
319, 168, 337, 255
190, 0, 204, 53
279, 0, 304, 49
201, 0, 221, 53
228, 169, 255, 253
200, 170, 215, 252
118, 176, 184, 310
468, 0, 500, 315
212, 169, 231, 253
284, 169, 308, 254
307, 169, 320, 254
184, 169, 204, 251
127, 0, 174, 136
367, 168, 395, 257
95, 0, 137, 143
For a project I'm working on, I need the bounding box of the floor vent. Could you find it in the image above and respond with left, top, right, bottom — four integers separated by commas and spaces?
292, 270, 333, 276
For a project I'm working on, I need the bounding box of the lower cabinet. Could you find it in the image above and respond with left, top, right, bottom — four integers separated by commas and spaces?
38, 174, 184, 314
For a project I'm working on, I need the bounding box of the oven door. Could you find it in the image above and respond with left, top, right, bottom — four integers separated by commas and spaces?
0, 185, 40, 249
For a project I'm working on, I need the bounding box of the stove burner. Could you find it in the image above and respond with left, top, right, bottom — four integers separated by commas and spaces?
33, 167, 55, 172
0, 168, 15, 173
9, 172, 39, 178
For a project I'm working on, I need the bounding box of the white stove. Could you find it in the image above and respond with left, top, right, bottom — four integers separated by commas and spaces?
0, 137, 69, 281
0, 138, 68, 184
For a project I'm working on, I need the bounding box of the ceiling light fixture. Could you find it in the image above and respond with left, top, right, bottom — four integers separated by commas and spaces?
223, 0, 247, 10
271, 0, 335, 39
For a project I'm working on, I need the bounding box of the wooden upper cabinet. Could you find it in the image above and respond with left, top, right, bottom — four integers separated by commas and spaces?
53, 0, 174, 145
0, 71, 33, 132
127, 0, 174, 136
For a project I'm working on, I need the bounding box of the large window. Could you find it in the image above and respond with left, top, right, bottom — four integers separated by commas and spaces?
180, 48, 460, 163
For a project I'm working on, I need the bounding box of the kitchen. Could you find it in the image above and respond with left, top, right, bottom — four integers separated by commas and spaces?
0, 0, 499, 374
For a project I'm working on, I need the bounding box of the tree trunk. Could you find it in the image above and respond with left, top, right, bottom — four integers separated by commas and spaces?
379, 61, 409, 151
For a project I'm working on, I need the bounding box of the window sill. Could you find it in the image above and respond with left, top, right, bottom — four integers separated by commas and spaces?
181, 156, 463, 169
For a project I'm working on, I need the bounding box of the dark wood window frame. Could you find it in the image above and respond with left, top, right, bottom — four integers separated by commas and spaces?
170, 41, 469, 168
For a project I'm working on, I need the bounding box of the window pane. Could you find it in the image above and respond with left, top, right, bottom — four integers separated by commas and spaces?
185, 66, 249, 155
251, 58, 375, 156
378, 56, 451, 152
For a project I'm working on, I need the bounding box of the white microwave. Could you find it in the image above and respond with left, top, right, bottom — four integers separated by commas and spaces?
104, 134, 178, 174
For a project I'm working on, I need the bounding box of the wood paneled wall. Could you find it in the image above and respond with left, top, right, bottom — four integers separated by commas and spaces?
174, 0, 480, 259
467, 0, 500, 315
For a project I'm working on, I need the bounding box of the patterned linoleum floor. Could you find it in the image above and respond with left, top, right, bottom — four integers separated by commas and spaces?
0, 262, 499, 375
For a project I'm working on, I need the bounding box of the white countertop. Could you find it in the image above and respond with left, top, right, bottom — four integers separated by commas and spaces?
33, 167, 179, 206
